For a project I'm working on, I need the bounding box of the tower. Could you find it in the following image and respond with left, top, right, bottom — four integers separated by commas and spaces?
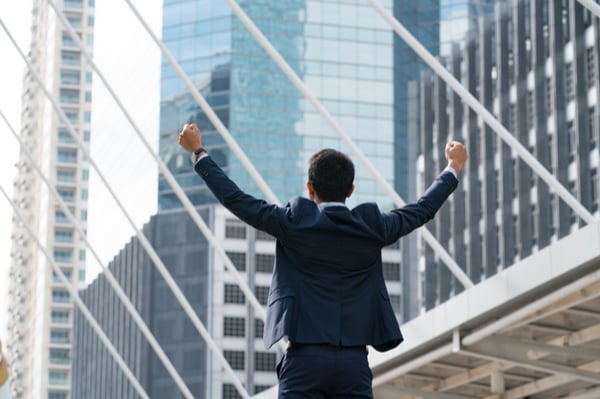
5, 1, 95, 398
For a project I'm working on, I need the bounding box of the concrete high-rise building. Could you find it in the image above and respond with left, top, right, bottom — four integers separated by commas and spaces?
5, 1, 95, 398
414, 0, 600, 310
70, 205, 405, 398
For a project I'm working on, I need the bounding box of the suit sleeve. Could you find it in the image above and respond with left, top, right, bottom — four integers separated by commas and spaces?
380, 171, 458, 245
194, 156, 287, 238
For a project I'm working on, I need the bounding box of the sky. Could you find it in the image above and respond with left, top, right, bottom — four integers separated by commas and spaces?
0, 0, 162, 337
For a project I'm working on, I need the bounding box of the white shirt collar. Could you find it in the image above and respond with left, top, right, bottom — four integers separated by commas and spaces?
318, 201, 347, 210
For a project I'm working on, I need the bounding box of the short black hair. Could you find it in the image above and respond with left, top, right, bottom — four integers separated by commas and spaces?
308, 149, 355, 202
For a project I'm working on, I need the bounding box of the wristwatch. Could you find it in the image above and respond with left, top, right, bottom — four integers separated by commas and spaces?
190, 147, 206, 163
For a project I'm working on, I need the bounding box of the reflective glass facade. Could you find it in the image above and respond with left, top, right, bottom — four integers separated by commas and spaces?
158, 0, 396, 210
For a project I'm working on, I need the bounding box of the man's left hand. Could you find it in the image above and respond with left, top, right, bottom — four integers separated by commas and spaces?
178, 123, 202, 154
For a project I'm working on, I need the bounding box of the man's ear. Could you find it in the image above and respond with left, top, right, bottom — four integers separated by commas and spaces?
306, 181, 316, 200
346, 184, 355, 199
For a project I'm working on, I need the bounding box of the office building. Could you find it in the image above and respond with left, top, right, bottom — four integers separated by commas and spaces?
5, 1, 95, 398
414, 0, 600, 309
157, 0, 497, 329
71, 205, 406, 398
158, 0, 398, 209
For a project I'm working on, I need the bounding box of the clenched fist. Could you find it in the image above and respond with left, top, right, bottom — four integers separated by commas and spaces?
445, 141, 468, 174
178, 123, 202, 154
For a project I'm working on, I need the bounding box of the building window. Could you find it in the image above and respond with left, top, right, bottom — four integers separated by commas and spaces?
51, 310, 70, 324
48, 392, 67, 399
382, 262, 401, 281
82, 169, 89, 180
64, 110, 78, 124
54, 229, 73, 243
255, 319, 264, 339
526, 90, 534, 130
56, 169, 76, 183
81, 188, 88, 201
57, 188, 75, 203
64, 0, 83, 9
61, 51, 80, 66
80, 209, 88, 221
57, 149, 77, 163
567, 121, 576, 162
225, 218, 246, 239
590, 107, 597, 149
255, 352, 277, 372
85, 71, 92, 83
223, 350, 245, 370
51, 290, 70, 303
52, 270, 71, 283
587, 46, 596, 89
226, 251, 246, 271
50, 330, 70, 344
53, 249, 73, 264
545, 77, 552, 113
223, 317, 245, 337
79, 269, 86, 282
49, 348, 70, 365
61, 33, 75, 47
565, 62, 575, 102
58, 129, 74, 143
224, 284, 245, 304
48, 371, 68, 385
60, 89, 79, 104
60, 70, 80, 85
223, 384, 242, 399
255, 254, 274, 273
67, 15, 81, 28
79, 249, 86, 261
255, 286, 269, 306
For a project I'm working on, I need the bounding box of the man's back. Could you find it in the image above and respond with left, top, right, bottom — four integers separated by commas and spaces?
179, 123, 467, 399
194, 156, 458, 351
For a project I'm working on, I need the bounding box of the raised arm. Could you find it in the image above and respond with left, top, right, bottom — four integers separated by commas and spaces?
381, 141, 468, 243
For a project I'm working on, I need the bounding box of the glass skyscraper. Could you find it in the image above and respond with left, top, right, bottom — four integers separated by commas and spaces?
158, 0, 397, 211
157, 0, 499, 326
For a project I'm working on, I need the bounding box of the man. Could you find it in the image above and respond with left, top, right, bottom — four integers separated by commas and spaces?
179, 123, 467, 399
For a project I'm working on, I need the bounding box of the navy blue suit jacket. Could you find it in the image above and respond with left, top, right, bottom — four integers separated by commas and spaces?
195, 156, 458, 352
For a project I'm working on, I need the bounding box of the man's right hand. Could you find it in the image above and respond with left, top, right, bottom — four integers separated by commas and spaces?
445, 141, 468, 174
178, 123, 203, 154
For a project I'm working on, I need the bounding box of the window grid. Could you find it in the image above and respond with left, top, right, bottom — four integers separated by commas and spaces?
223, 350, 245, 370
224, 284, 245, 304
254, 352, 277, 372
382, 262, 401, 281
225, 218, 247, 239
223, 384, 242, 399
226, 251, 246, 271
255, 286, 270, 306
255, 253, 274, 273
255, 319, 264, 339
223, 316, 246, 337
